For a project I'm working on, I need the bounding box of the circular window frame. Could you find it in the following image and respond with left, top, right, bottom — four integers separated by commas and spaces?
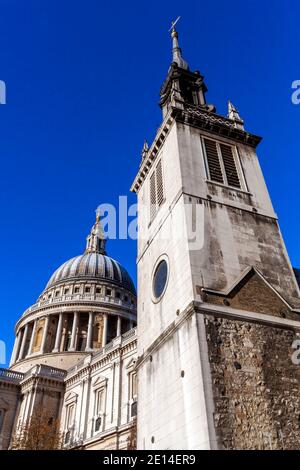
151, 254, 169, 303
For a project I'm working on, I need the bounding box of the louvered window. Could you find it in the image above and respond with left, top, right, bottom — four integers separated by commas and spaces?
220, 144, 241, 188
150, 172, 156, 220
150, 160, 165, 220
203, 138, 242, 189
203, 139, 224, 184
156, 160, 164, 207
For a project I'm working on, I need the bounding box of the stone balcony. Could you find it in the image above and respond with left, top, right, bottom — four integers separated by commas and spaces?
22, 294, 136, 319
0, 368, 24, 384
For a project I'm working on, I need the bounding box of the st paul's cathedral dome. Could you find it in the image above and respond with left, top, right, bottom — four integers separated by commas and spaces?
10, 212, 137, 373
45, 254, 136, 295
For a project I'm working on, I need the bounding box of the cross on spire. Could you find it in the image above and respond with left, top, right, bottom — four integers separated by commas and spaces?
169, 16, 181, 33
169, 16, 189, 70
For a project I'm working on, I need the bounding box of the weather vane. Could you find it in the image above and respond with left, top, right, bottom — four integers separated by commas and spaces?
169, 16, 181, 33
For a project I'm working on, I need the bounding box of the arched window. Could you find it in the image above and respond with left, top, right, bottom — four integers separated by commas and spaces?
66, 404, 75, 429
64, 403, 75, 445
94, 388, 104, 433
129, 372, 137, 418
96, 389, 104, 415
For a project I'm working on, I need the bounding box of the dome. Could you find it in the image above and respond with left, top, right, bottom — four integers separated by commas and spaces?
11, 211, 137, 373
46, 252, 136, 295
42, 210, 136, 295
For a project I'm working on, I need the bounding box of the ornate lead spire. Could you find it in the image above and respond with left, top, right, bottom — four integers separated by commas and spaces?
170, 17, 189, 70
85, 208, 106, 255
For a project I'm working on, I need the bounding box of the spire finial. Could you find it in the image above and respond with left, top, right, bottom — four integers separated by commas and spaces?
169, 17, 189, 70
85, 208, 106, 255
228, 101, 245, 130
141, 139, 149, 160
95, 206, 101, 223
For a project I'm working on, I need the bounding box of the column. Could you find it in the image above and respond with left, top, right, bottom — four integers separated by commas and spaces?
27, 320, 37, 357
117, 316, 122, 337
53, 313, 63, 353
85, 312, 94, 352
18, 324, 29, 360
129, 320, 134, 330
10, 330, 22, 365
102, 313, 108, 347
69, 312, 79, 352
40, 316, 50, 354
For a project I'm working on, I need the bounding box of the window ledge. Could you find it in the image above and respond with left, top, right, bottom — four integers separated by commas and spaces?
205, 179, 252, 196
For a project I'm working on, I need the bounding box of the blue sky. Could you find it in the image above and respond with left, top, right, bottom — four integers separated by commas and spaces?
0, 0, 299, 366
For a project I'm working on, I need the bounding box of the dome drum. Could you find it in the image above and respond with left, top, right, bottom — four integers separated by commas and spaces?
11, 310, 137, 369
38, 279, 136, 309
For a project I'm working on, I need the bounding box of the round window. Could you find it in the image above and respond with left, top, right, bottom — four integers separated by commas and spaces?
153, 259, 168, 300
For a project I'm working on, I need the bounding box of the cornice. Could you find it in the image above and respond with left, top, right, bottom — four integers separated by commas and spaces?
41, 276, 136, 299
177, 106, 262, 148
16, 299, 136, 331
131, 105, 262, 193
0, 379, 20, 391
70, 421, 134, 449
65, 330, 137, 386
136, 299, 300, 369
196, 302, 300, 329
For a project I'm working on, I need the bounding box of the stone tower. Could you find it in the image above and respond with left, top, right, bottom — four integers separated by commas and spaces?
131, 25, 300, 450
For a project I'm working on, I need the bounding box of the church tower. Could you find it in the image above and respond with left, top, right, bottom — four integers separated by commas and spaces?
132, 24, 300, 450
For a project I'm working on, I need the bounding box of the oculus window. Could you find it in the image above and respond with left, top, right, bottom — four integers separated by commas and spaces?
152, 259, 168, 301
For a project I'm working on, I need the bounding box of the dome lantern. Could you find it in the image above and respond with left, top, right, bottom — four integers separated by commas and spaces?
85, 208, 106, 255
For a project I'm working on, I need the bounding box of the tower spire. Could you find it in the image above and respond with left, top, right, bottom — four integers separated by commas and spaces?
169, 17, 189, 70
159, 18, 212, 118
85, 208, 106, 255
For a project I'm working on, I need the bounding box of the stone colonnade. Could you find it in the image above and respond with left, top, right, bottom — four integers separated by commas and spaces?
11, 312, 134, 364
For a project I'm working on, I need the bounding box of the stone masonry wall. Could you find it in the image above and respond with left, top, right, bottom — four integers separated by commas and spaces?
205, 315, 300, 449
204, 272, 299, 321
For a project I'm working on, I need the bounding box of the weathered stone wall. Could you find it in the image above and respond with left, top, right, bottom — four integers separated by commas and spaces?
204, 272, 299, 321
205, 315, 300, 449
